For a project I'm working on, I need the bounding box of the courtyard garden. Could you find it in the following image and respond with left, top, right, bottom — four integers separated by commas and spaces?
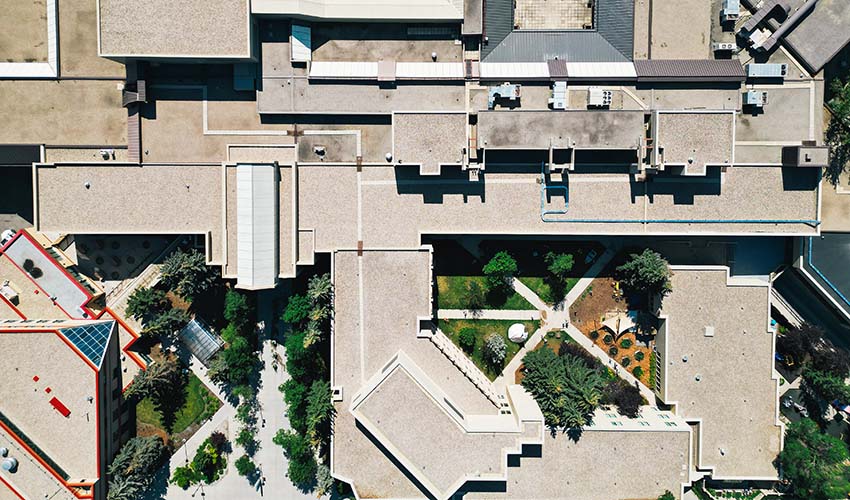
569, 248, 672, 387
432, 238, 604, 310
439, 318, 541, 380
135, 366, 222, 448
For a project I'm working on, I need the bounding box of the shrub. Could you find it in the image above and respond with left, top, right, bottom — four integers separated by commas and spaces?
608, 346, 618, 357
621, 356, 631, 367
141, 307, 190, 339
235, 455, 257, 477
558, 341, 602, 370
483, 334, 507, 368
633, 366, 644, 378
483, 251, 517, 293
603, 334, 613, 345
658, 491, 675, 500
306, 380, 336, 449
634, 350, 645, 362
458, 328, 476, 353
465, 280, 486, 311
316, 463, 334, 496
619, 338, 633, 349
604, 380, 643, 418
208, 431, 227, 452
590, 330, 599, 340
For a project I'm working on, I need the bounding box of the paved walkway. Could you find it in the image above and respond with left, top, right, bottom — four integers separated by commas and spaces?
494, 248, 656, 403
437, 308, 541, 320
154, 289, 320, 500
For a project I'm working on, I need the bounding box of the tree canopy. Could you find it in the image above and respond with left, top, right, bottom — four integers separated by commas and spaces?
616, 249, 672, 296
107, 436, 167, 500
483, 251, 518, 293
521, 346, 606, 429
545, 252, 574, 283
273, 430, 318, 488
826, 78, 850, 185
224, 289, 251, 330
126, 287, 169, 324
780, 418, 850, 499
160, 249, 217, 301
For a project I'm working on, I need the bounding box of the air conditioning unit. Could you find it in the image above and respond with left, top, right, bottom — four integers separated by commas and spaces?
721, 0, 740, 21
747, 63, 788, 79
712, 42, 736, 52
744, 90, 769, 108
588, 87, 612, 108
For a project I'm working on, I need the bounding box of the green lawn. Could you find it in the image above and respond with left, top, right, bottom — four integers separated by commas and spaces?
437, 276, 535, 310
439, 319, 541, 380
136, 373, 222, 435
518, 276, 580, 305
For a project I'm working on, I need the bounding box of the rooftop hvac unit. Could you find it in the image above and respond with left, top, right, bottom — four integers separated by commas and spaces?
549, 81, 568, 110
721, 0, 740, 21
744, 90, 769, 108
588, 87, 612, 108
746, 63, 788, 79
1, 457, 17, 473
712, 42, 736, 52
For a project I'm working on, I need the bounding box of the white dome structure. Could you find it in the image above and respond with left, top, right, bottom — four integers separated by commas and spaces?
508, 323, 528, 343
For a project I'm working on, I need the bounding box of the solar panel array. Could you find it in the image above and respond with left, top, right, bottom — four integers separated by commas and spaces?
179, 319, 224, 365
60, 321, 114, 368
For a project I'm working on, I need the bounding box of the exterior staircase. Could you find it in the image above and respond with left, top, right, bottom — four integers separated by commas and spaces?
429, 328, 505, 408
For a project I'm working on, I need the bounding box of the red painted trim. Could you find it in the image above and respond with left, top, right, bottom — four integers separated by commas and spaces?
0, 475, 25, 500
50, 329, 99, 372
16, 230, 93, 300
0, 293, 26, 320
103, 308, 147, 371
94, 371, 102, 494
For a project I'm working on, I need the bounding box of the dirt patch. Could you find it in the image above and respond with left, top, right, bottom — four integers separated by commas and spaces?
137, 421, 171, 446
570, 276, 653, 386
514, 332, 567, 384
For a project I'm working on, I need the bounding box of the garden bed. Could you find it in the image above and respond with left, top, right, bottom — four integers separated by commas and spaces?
438, 318, 540, 380
136, 373, 221, 447
436, 275, 534, 310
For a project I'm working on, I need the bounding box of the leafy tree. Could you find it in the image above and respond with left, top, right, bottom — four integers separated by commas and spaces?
306, 380, 335, 449
224, 289, 251, 330
458, 328, 476, 354
281, 378, 310, 433
465, 280, 486, 311
810, 346, 850, 379
826, 78, 850, 184
483, 251, 517, 293
803, 368, 850, 403
236, 427, 258, 455
658, 491, 675, 500
235, 454, 257, 477
217, 336, 257, 386
604, 380, 643, 418
780, 418, 850, 499
160, 249, 217, 301
142, 307, 190, 339
282, 294, 312, 326
108, 436, 167, 499
616, 249, 672, 296
126, 287, 169, 324
221, 323, 239, 344
273, 430, 318, 487
303, 319, 324, 349
545, 252, 574, 283
777, 323, 821, 365
285, 331, 324, 382
483, 334, 507, 368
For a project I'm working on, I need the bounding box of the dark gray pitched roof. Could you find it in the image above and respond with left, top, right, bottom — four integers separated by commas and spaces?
634, 59, 746, 82
482, 0, 634, 62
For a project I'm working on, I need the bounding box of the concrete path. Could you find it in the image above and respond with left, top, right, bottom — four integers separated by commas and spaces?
155, 289, 319, 500
494, 247, 657, 404
437, 308, 541, 320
